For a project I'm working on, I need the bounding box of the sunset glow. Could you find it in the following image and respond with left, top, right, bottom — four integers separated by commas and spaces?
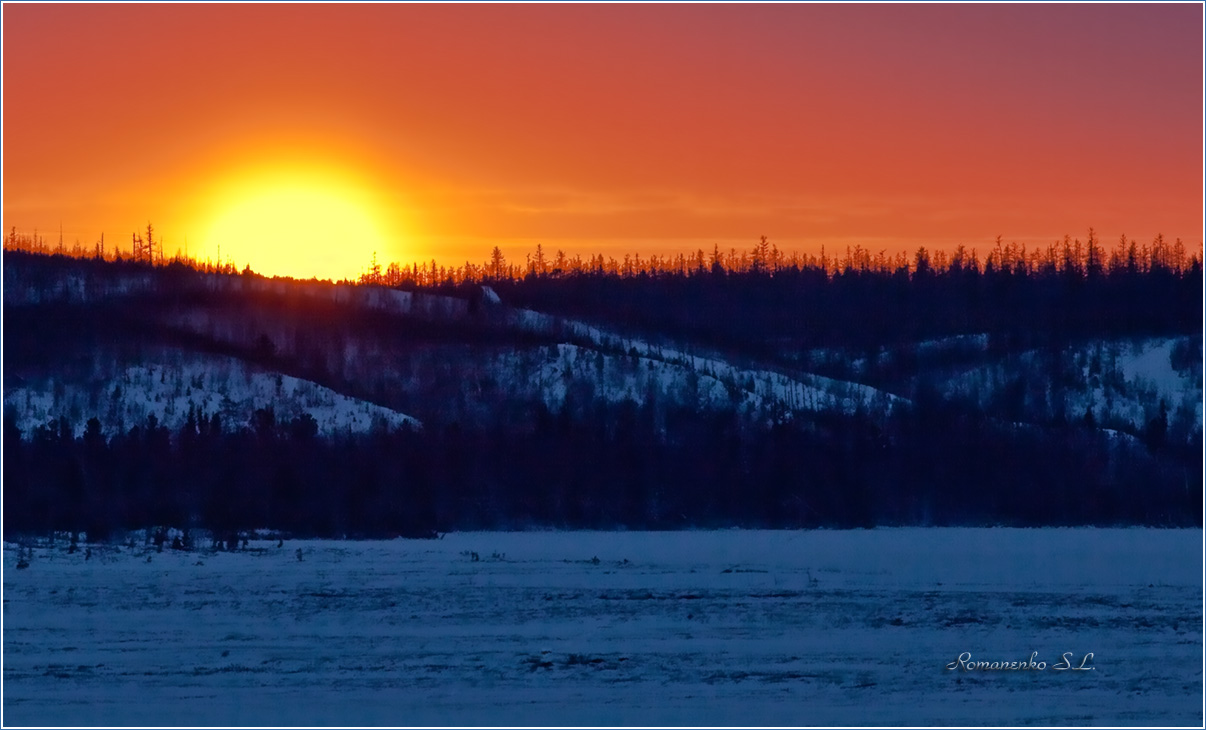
3, 3, 1201, 278
197, 163, 399, 280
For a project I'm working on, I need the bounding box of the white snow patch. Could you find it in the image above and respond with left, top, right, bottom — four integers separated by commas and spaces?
3, 354, 419, 437
503, 311, 903, 418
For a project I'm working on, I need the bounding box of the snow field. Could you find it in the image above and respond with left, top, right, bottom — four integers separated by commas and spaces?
3, 528, 1200, 726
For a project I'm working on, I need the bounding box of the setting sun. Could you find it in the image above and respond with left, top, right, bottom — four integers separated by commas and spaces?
198, 167, 399, 281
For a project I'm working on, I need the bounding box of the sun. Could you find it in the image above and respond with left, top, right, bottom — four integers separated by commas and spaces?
199, 165, 398, 281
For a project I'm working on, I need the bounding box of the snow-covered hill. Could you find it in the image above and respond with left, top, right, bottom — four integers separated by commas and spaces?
939, 336, 1201, 440
5, 255, 1198, 442
3, 353, 419, 437
494, 306, 904, 419
472, 342, 898, 422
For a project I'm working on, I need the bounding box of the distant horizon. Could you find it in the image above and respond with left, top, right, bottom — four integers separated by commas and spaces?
3, 223, 1202, 264
6, 224, 1198, 288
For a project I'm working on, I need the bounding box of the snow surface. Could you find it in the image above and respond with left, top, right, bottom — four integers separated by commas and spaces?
478, 343, 894, 423
3, 354, 419, 437
481, 286, 502, 306
1116, 339, 1200, 410
507, 310, 902, 419
3, 529, 1200, 726
944, 336, 1202, 437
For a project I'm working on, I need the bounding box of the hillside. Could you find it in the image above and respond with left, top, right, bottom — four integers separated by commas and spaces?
4, 353, 419, 438
2, 252, 1201, 535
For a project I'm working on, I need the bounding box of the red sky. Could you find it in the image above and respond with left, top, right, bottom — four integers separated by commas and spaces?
3, 3, 1202, 277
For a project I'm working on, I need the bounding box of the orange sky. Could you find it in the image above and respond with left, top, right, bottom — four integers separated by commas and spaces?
3, 3, 1203, 278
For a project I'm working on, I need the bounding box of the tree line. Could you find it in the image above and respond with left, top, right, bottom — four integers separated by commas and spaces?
361, 231, 1199, 287
4, 391, 1199, 541
7, 228, 1199, 357
465, 252, 1200, 366
7, 225, 1200, 288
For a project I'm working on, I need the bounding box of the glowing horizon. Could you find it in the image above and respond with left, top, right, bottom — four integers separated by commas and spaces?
3, 4, 1202, 280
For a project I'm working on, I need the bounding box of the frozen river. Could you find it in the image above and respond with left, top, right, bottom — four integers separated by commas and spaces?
3, 529, 1201, 725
